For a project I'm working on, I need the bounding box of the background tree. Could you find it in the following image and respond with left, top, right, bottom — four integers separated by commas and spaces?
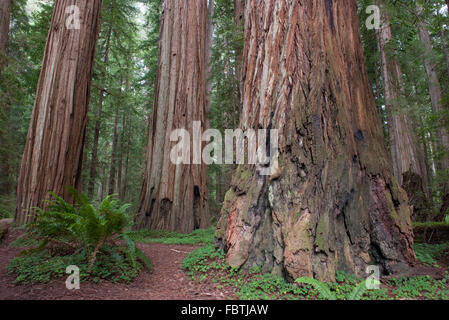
135, 0, 211, 233
15, 0, 102, 225
215, 0, 416, 281
376, 1, 430, 221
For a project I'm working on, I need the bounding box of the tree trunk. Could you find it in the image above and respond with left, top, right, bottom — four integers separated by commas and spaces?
117, 111, 125, 199
0, 0, 13, 196
215, 0, 415, 281
135, 0, 210, 233
417, 8, 449, 220
205, 0, 214, 122
108, 102, 120, 196
376, 5, 429, 222
0, 0, 12, 73
88, 25, 112, 197
234, 0, 245, 115
15, 0, 102, 225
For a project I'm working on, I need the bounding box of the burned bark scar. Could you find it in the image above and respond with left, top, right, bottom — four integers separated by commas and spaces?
324, 0, 335, 31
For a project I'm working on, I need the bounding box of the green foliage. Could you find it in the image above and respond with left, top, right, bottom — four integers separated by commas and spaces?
182, 245, 390, 300
182, 244, 448, 300
295, 277, 337, 300
129, 227, 215, 245
414, 242, 449, 267
387, 273, 449, 300
8, 189, 152, 284
7, 247, 141, 285
0, 195, 15, 219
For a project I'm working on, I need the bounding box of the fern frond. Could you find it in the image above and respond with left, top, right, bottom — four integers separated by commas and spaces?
136, 247, 153, 273
295, 277, 336, 300
348, 280, 369, 300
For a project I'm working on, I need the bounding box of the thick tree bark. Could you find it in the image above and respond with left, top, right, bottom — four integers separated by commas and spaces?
376, 6, 429, 222
88, 25, 112, 197
215, 0, 415, 281
15, 0, 102, 225
417, 9, 449, 220
135, 0, 210, 233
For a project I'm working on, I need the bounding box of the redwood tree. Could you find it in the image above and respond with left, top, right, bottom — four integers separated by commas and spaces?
0, 0, 13, 196
376, 4, 429, 221
135, 0, 210, 233
0, 0, 12, 73
216, 0, 415, 281
417, 6, 449, 220
15, 0, 102, 225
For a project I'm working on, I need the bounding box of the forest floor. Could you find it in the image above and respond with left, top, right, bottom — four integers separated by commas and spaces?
1, 228, 448, 300
0, 229, 236, 300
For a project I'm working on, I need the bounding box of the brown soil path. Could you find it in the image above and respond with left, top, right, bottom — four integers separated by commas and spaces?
0, 231, 236, 300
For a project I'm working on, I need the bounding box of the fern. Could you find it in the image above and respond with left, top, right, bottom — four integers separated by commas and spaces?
348, 280, 368, 300
296, 277, 337, 300
296, 277, 372, 300
22, 187, 153, 276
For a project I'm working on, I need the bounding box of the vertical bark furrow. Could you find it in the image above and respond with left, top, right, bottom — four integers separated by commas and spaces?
216, 0, 415, 281
136, 0, 210, 233
15, 0, 102, 225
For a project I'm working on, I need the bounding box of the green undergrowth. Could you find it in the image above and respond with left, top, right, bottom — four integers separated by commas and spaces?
414, 242, 449, 267
8, 246, 142, 284
128, 227, 214, 245
7, 189, 152, 285
182, 244, 449, 300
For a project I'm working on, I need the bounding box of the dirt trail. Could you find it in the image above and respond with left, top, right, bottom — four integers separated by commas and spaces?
0, 231, 235, 300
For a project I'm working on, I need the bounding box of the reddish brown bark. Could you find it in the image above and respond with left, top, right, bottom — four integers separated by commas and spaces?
15, 0, 102, 225
215, 0, 415, 281
135, 0, 210, 233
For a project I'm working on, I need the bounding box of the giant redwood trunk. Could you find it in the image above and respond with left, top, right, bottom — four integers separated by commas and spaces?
215, 0, 415, 281
377, 6, 429, 222
135, 0, 210, 233
15, 0, 102, 225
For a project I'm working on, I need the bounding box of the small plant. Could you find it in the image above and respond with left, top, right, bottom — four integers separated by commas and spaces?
414, 242, 449, 267
295, 277, 369, 300
128, 227, 215, 245
8, 188, 152, 284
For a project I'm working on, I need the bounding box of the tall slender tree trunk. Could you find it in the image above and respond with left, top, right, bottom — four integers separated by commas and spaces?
135, 0, 210, 233
89, 25, 112, 197
0, 0, 13, 196
15, 0, 102, 225
376, 5, 429, 221
205, 0, 214, 122
117, 111, 125, 199
0, 0, 12, 73
234, 0, 245, 115
215, 0, 415, 281
108, 102, 120, 196
417, 8, 449, 220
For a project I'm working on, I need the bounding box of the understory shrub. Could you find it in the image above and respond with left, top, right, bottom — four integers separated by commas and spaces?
8, 188, 152, 284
